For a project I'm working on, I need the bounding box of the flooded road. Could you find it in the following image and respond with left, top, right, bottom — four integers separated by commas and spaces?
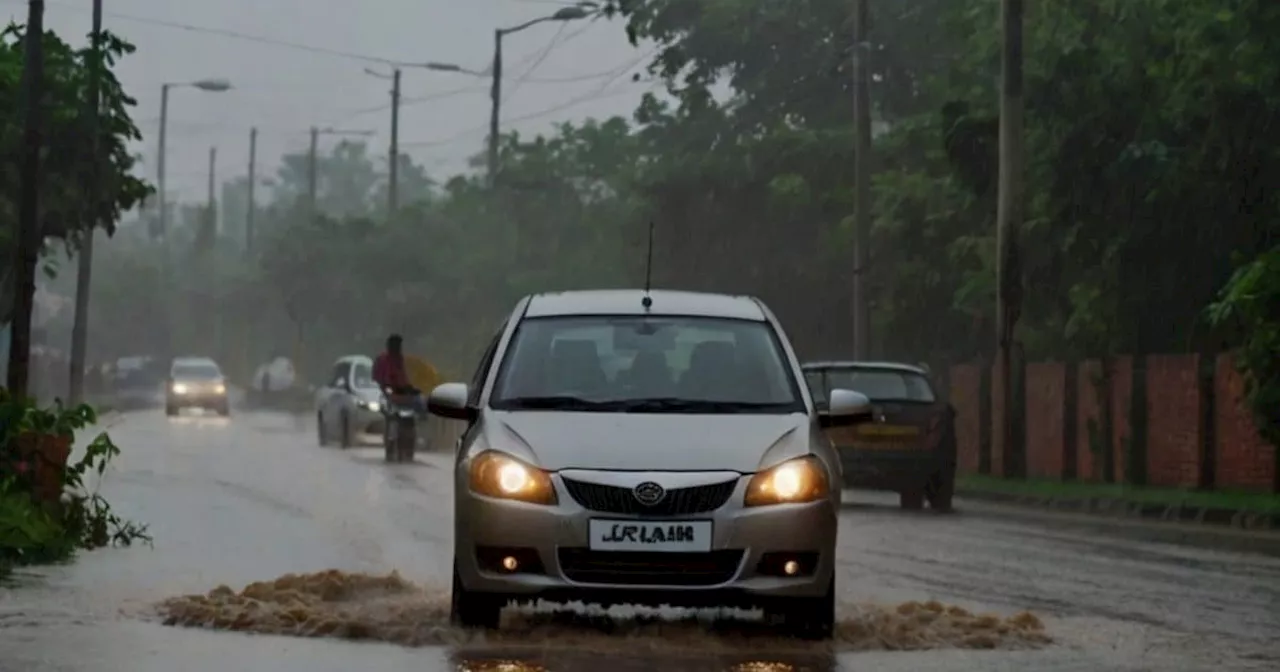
1, 411, 1276, 671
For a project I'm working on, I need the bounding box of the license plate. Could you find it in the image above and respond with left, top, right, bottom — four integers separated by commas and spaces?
588, 519, 712, 553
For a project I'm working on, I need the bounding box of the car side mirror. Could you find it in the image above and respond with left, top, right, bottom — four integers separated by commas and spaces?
818, 389, 873, 428
428, 382, 474, 421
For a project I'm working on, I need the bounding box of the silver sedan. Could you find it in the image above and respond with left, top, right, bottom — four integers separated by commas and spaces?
428, 289, 871, 639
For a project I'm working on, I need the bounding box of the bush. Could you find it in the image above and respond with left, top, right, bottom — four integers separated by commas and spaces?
0, 390, 150, 577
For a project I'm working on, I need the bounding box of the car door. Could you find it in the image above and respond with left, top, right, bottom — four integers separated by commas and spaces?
321, 360, 353, 431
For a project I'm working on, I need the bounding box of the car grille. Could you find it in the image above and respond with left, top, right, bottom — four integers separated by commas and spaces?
558, 549, 743, 586
561, 478, 738, 516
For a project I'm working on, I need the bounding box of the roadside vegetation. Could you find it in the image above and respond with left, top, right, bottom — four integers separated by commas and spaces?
0, 392, 150, 578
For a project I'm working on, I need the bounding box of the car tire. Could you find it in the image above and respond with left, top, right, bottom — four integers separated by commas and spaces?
772, 576, 835, 640
165, 404, 178, 417
217, 404, 231, 417
900, 490, 925, 510
926, 467, 955, 512
339, 412, 351, 449
450, 561, 503, 629
317, 412, 328, 446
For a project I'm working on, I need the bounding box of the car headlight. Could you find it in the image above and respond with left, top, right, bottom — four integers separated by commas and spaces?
362, 401, 380, 412
172, 383, 188, 394
744, 456, 830, 507
468, 450, 557, 505
214, 384, 226, 394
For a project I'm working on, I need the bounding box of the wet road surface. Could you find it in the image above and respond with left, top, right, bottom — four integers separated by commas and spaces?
1, 411, 1276, 671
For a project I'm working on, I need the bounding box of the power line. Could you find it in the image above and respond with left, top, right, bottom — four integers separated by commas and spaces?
402, 79, 659, 148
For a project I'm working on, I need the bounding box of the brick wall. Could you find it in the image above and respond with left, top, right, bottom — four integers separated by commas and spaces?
1025, 362, 1065, 479
1214, 354, 1275, 490
950, 364, 982, 475
948, 351, 1276, 493
1144, 355, 1201, 488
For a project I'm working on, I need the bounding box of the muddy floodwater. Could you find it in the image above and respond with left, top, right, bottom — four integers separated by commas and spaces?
2, 411, 1277, 671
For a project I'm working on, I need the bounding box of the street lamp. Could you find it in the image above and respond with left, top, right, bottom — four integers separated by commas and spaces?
158, 78, 233, 241
421, 3, 595, 186
155, 77, 231, 358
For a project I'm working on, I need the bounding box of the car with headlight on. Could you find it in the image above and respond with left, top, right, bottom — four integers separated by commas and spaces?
427, 289, 873, 639
802, 361, 956, 511
165, 356, 230, 416
315, 355, 384, 447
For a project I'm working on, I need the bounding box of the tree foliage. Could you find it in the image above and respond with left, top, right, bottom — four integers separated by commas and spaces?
78, 0, 1279, 450
0, 24, 153, 324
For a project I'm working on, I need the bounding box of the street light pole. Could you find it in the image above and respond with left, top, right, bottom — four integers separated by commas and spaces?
67, 0, 103, 404
389, 67, 401, 215
419, 4, 594, 187
247, 127, 256, 253
158, 83, 170, 240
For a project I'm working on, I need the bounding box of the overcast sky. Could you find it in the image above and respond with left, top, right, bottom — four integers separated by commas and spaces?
5, 0, 658, 204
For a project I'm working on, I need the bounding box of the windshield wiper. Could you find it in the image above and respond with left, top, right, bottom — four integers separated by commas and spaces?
494, 395, 618, 411
617, 398, 797, 413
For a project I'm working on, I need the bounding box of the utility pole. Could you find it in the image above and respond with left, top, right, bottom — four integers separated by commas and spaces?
851, 0, 872, 359
207, 146, 216, 227
6, 0, 47, 397
487, 29, 503, 187
996, 0, 1025, 478
157, 84, 170, 240
246, 127, 256, 252
388, 68, 401, 215
308, 126, 318, 219
67, 0, 103, 404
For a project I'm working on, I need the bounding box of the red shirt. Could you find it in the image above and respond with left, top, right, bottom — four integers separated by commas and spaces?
372, 353, 410, 389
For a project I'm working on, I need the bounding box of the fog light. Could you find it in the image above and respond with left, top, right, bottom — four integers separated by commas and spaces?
501, 556, 519, 571
783, 560, 800, 576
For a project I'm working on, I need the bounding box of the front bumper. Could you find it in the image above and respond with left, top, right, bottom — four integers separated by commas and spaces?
350, 406, 385, 437
837, 447, 946, 490
455, 470, 838, 608
167, 392, 228, 408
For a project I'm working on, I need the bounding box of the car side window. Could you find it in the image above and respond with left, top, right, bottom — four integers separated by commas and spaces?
467, 323, 506, 407
330, 361, 351, 388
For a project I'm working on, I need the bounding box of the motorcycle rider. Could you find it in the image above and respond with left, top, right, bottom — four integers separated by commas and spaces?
373, 334, 425, 412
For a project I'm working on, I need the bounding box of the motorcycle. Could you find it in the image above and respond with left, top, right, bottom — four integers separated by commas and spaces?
381, 388, 419, 463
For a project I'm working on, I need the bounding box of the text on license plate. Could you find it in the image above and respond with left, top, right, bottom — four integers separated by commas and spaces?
588, 519, 712, 552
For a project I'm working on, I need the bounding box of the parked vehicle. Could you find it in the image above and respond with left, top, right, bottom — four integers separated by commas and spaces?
801, 361, 956, 511
315, 355, 383, 448
428, 289, 872, 639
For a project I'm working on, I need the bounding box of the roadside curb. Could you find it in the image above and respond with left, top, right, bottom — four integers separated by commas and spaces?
956, 488, 1278, 530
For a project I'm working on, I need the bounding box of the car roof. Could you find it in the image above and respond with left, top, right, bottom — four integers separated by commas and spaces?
523, 289, 768, 320
171, 357, 219, 367
801, 360, 930, 375
336, 355, 373, 366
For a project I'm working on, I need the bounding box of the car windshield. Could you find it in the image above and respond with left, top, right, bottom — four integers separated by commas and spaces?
807, 368, 935, 403
352, 363, 376, 388
172, 363, 221, 380
490, 315, 804, 414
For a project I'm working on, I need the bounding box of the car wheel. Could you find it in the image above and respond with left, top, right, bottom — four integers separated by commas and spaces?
316, 412, 328, 446
900, 490, 925, 510
771, 576, 835, 640
165, 404, 178, 417
217, 403, 231, 417
450, 561, 503, 629
926, 468, 955, 512
339, 412, 352, 449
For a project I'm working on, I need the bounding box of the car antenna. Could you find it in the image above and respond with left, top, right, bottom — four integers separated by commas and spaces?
641, 220, 654, 310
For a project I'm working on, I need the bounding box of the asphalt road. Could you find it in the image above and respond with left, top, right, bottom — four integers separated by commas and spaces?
0, 410, 1276, 671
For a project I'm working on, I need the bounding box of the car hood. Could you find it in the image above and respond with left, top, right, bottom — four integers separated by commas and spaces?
484, 411, 812, 472
354, 387, 381, 404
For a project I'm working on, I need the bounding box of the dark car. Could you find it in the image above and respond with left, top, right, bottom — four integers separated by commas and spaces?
166, 357, 230, 417
802, 361, 955, 511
